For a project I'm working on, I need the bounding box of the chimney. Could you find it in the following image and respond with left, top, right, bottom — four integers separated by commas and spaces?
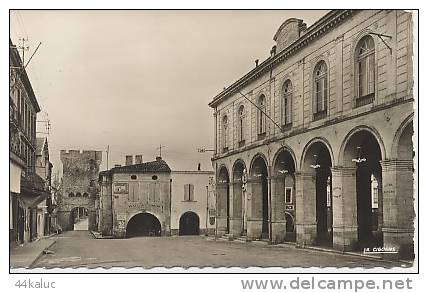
255, 59, 259, 67
156, 156, 162, 161
270, 45, 277, 57
135, 155, 143, 164
125, 155, 133, 166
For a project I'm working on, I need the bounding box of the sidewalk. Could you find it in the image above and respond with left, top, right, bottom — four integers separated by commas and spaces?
10, 237, 57, 269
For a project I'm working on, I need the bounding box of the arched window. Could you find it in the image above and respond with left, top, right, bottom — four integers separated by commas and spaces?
282, 80, 293, 126
82, 192, 89, 198
313, 61, 328, 120
76, 192, 82, 197
257, 95, 266, 135
238, 105, 245, 144
356, 36, 375, 104
69, 192, 74, 197
222, 115, 228, 151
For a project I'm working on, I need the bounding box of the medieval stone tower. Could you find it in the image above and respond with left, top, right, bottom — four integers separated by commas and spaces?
57, 150, 102, 231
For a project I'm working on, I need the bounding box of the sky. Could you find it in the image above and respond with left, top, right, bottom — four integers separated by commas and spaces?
10, 10, 327, 175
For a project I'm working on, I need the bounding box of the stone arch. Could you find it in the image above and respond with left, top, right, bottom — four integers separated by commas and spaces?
300, 137, 334, 171
232, 159, 247, 179
70, 206, 89, 231
285, 212, 295, 232
179, 211, 200, 236
340, 126, 385, 249
249, 152, 270, 177
217, 164, 230, 182
391, 114, 414, 159
231, 159, 247, 235
272, 145, 297, 172
298, 137, 334, 246
126, 211, 162, 237
248, 152, 270, 239
338, 125, 386, 166
216, 164, 231, 234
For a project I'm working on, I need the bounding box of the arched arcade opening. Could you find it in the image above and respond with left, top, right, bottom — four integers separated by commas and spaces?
70, 207, 89, 231
249, 155, 269, 239
301, 140, 333, 246
272, 148, 296, 242
232, 160, 246, 236
126, 213, 161, 237
342, 129, 383, 249
179, 211, 200, 235
217, 166, 230, 234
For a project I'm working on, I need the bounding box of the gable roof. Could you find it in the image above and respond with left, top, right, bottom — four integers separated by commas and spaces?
100, 159, 171, 178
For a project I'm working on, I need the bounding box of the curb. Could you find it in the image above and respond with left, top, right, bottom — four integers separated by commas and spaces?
28, 240, 57, 269
205, 237, 412, 265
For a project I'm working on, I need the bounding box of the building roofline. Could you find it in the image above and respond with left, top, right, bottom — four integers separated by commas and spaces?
171, 170, 214, 174
208, 10, 355, 108
10, 39, 41, 113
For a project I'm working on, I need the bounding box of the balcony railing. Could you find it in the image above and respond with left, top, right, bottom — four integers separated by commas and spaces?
355, 93, 375, 108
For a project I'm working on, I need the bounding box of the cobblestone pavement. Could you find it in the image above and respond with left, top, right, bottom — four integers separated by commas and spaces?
32, 231, 410, 269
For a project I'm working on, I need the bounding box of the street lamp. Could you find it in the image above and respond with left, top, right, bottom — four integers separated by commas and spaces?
352, 146, 367, 164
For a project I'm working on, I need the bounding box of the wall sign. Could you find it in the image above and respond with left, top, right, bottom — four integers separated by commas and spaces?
114, 182, 129, 194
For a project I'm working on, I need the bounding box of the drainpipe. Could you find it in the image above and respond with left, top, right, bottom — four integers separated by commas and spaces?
169, 178, 172, 236
205, 185, 209, 236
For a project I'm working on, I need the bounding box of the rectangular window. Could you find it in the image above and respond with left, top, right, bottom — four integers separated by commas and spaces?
372, 186, 378, 209
184, 184, 194, 201
285, 187, 293, 204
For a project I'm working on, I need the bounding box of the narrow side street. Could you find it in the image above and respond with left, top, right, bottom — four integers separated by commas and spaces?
30, 231, 409, 269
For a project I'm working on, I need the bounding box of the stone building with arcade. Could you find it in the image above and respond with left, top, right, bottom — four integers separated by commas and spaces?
57, 150, 102, 231
209, 10, 415, 258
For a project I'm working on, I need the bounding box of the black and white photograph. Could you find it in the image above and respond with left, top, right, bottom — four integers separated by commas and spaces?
5, 3, 422, 292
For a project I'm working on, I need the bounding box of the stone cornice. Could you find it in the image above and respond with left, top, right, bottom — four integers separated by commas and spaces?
208, 10, 355, 108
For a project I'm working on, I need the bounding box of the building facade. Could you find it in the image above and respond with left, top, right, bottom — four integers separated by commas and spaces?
35, 137, 54, 237
99, 156, 172, 238
209, 10, 414, 259
98, 156, 216, 238
170, 170, 215, 236
10, 39, 49, 246
57, 150, 102, 231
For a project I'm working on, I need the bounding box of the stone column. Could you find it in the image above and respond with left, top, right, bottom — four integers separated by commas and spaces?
381, 159, 414, 259
270, 175, 286, 243
230, 180, 243, 236
295, 172, 317, 246
216, 182, 229, 236
246, 176, 262, 240
331, 166, 358, 251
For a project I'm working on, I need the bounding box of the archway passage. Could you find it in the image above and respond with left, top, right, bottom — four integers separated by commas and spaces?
302, 141, 333, 246
250, 156, 269, 239
343, 130, 383, 249
71, 207, 89, 231
233, 161, 246, 235
126, 213, 161, 237
179, 212, 200, 235
273, 149, 296, 242
218, 166, 230, 234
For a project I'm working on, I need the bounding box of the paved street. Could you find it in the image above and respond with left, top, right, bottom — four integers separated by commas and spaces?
32, 231, 409, 269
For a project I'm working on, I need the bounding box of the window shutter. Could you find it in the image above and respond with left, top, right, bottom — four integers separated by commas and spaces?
184, 184, 189, 201
190, 184, 194, 201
